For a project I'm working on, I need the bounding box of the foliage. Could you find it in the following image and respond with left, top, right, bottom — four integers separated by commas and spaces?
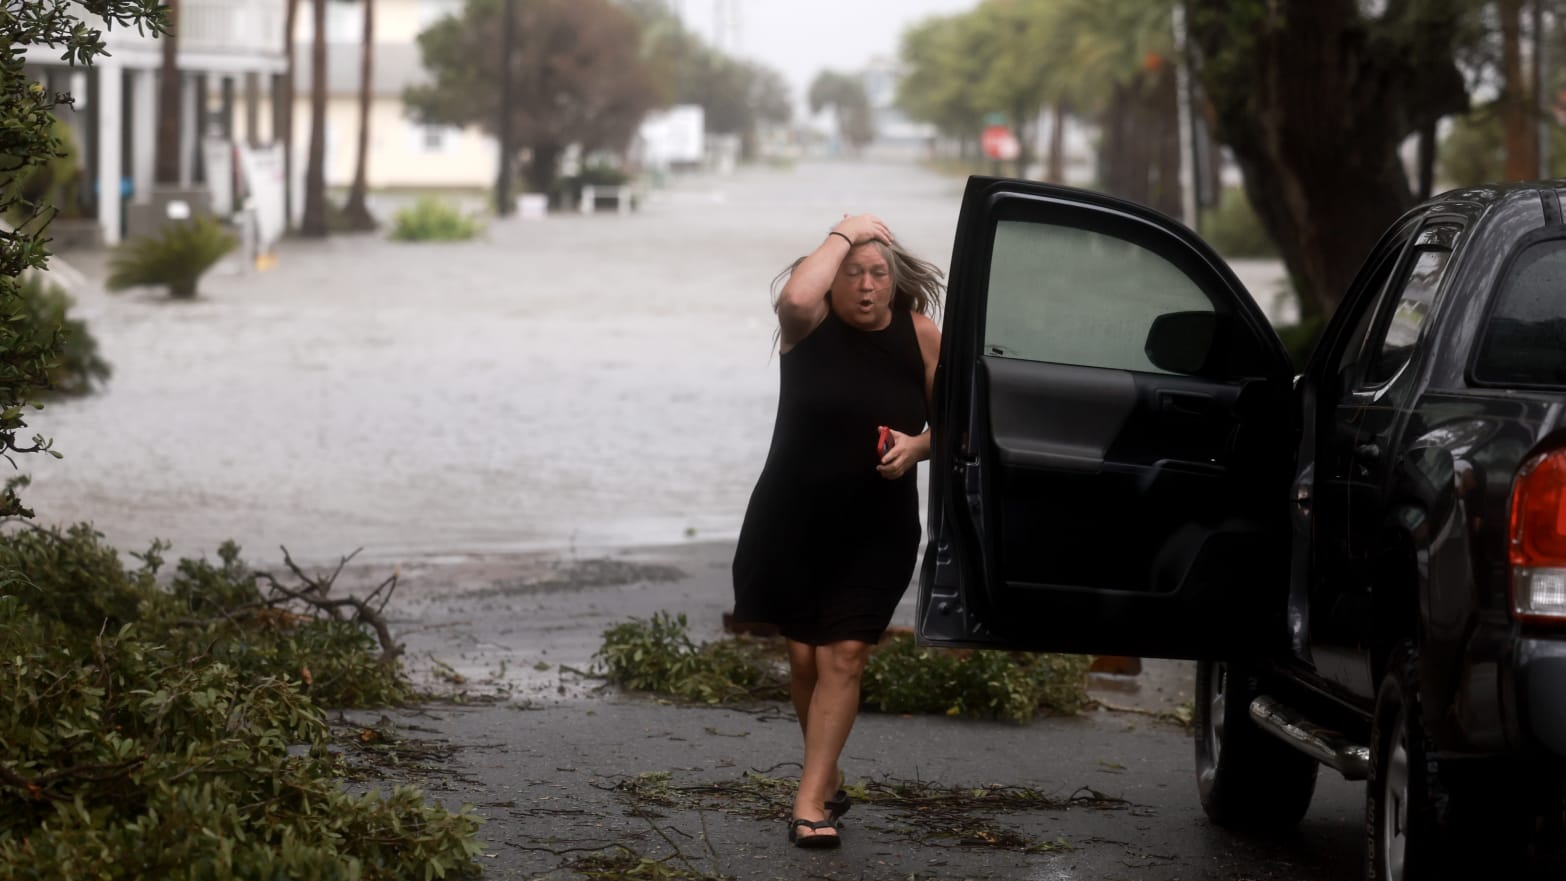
0, 524, 481, 879
105, 216, 238, 300
897, 13, 987, 143
15, 272, 110, 396
594, 612, 789, 704
861, 635, 1092, 723
0, 0, 167, 506
389, 197, 484, 242
1199, 187, 1278, 259
1438, 108, 1566, 189
1187, 0, 1474, 313
626, 1, 792, 160
808, 71, 875, 153
406, 0, 661, 198
594, 613, 1091, 722
3, 114, 86, 225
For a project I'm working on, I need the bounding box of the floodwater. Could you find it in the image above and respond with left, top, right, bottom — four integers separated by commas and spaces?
24, 160, 1287, 566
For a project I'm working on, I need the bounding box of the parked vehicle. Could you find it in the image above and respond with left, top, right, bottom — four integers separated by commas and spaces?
917, 176, 1566, 880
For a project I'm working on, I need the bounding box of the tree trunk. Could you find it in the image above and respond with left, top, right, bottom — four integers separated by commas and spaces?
154, 0, 181, 185
1046, 98, 1067, 184
341, 0, 377, 230
1417, 118, 1438, 200
1150, 66, 1182, 219
281, 0, 299, 232
1189, 0, 1467, 314
299, 0, 330, 237
526, 142, 562, 206
1098, 85, 1130, 197
1500, 0, 1538, 179
494, 0, 516, 216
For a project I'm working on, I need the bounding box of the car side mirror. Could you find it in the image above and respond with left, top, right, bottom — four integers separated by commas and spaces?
1145, 310, 1218, 375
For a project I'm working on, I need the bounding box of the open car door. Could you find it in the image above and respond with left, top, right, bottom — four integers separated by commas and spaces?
917, 178, 1297, 659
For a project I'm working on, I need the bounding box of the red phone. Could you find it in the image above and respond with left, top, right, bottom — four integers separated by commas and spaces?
877, 425, 894, 458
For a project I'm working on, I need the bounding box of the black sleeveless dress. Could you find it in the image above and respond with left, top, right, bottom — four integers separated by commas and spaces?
731, 307, 927, 645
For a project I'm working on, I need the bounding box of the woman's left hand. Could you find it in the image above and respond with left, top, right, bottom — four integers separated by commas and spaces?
876, 429, 920, 480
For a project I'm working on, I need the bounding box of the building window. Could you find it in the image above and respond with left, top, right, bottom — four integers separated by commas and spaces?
411, 124, 452, 154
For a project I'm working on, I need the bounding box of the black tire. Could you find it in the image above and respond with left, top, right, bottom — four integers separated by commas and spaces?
1366, 640, 1444, 881
1194, 659, 1318, 831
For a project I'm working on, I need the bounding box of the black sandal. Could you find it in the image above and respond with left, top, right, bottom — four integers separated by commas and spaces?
825, 789, 852, 825
788, 817, 842, 849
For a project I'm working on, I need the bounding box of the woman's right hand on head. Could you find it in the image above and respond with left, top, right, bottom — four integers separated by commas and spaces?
832, 214, 892, 247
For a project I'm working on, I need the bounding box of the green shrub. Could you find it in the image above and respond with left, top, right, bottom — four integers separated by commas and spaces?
15, 272, 110, 395
389, 197, 483, 242
1199, 187, 1278, 259
594, 613, 1092, 722
105, 216, 238, 299
0, 525, 480, 879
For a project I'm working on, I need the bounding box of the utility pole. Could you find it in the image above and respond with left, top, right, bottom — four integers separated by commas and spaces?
495, 0, 516, 216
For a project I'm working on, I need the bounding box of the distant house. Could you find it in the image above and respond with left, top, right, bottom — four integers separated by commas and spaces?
262, 0, 496, 196
23, 0, 288, 246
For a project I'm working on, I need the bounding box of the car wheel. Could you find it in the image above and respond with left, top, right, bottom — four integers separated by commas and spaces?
1194, 659, 1318, 830
1366, 640, 1442, 881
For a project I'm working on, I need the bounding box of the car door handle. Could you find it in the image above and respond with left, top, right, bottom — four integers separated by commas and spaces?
1159, 391, 1212, 415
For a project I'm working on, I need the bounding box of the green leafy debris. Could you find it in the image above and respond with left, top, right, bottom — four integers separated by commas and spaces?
593, 612, 1092, 722
0, 524, 481, 880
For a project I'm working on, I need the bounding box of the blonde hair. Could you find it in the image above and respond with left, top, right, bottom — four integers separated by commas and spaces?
770, 237, 945, 320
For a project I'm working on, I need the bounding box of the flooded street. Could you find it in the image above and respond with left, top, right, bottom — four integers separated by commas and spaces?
27, 160, 1285, 566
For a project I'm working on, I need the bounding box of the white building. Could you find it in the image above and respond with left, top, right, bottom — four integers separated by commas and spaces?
25, 0, 289, 246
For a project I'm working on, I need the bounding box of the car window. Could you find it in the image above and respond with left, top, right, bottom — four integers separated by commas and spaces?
1361, 246, 1451, 387
983, 220, 1215, 374
1473, 238, 1566, 387
1329, 245, 1405, 379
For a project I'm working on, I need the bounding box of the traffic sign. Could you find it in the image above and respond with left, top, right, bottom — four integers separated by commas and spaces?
981, 125, 1019, 162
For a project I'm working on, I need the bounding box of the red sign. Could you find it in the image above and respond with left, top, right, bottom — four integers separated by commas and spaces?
981, 125, 1019, 161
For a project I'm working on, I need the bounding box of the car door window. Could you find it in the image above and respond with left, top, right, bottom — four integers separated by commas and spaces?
1359, 226, 1457, 390
983, 220, 1215, 374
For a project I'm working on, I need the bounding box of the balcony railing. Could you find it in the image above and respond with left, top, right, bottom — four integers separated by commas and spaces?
96, 0, 285, 63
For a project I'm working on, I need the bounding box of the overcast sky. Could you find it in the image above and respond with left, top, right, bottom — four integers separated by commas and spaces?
672, 0, 982, 107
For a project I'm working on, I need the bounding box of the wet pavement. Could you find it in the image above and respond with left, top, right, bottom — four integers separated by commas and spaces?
338, 539, 1365, 881
23, 159, 1356, 880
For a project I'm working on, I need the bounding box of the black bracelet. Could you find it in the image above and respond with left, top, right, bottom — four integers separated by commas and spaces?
828, 230, 853, 247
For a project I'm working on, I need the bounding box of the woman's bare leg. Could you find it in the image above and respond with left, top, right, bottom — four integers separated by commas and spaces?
786, 639, 817, 737
791, 640, 872, 841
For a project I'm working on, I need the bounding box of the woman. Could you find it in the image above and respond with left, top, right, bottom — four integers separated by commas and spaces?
732, 213, 943, 849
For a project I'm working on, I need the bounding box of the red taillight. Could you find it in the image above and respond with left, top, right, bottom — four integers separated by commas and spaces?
1509, 450, 1566, 623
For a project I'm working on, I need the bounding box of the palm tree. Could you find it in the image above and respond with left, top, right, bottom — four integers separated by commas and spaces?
154, 0, 181, 185
340, 0, 377, 230
299, 0, 330, 237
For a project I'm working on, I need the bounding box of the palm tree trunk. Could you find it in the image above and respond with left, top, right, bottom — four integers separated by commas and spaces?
154, 0, 181, 185
299, 0, 330, 237
342, 0, 376, 230
281, 0, 299, 231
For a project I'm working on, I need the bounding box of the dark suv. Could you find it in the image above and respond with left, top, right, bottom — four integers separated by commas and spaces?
917, 176, 1566, 879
